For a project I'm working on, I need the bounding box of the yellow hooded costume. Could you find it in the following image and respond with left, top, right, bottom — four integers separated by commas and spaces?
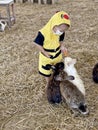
38, 11, 71, 77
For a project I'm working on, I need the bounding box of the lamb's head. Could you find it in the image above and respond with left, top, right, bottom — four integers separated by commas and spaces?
46, 62, 64, 76
64, 57, 77, 75
64, 57, 77, 67
54, 62, 64, 75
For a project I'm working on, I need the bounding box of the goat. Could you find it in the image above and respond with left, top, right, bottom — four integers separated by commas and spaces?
92, 63, 98, 83
59, 57, 89, 116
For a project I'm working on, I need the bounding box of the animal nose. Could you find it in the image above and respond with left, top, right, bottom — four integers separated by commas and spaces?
79, 104, 89, 115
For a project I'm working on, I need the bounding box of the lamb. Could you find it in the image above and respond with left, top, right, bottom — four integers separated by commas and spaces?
59, 57, 89, 116
92, 63, 98, 83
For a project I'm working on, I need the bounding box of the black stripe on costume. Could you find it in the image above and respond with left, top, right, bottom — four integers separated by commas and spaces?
39, 71, 51, 77
50, 50, 61, 59
44, 46, 60, 52
42, 64, 51, 70
41, 50, 61, 59
53, 50, 61, 59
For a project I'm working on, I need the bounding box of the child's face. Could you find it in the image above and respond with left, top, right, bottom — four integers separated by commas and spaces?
58, 24, 69, 32
53, 24, 69, 35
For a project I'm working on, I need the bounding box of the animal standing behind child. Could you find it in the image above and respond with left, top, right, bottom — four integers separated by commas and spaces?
59, 57, 89, 116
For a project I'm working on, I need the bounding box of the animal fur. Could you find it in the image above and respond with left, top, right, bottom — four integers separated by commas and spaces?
92, 63, 98, 83
64, 57, 85, 96
46, 62, 64, 104
0, 20, 7, 32
59, 57, 89, 115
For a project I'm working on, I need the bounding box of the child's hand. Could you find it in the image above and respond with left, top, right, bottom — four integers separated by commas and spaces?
43, 51, 51, 58
60, 46, 68, 56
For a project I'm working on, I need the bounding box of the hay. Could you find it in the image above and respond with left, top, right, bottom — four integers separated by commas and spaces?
0, 0, 98, 130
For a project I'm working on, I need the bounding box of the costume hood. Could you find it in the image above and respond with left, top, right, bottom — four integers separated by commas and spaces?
40, 11, 71, 33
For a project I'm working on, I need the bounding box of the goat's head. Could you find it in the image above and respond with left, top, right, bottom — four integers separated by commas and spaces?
46, 62, 64, 75
64, 57, 77, 67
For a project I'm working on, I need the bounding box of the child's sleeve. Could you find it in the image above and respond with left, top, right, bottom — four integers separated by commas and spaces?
59, 32, 65, 41
34, 32, 44, 46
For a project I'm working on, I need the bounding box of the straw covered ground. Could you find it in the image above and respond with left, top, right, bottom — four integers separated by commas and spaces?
0, 0, 98, 130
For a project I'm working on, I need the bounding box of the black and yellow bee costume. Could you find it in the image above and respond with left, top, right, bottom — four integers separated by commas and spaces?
34, 11, 70, 77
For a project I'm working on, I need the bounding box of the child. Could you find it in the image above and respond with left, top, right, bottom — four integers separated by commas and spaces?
34, 11, 71, 86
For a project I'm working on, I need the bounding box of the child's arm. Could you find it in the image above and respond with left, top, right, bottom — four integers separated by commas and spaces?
60, 41, 68, 56
34, 32, 51, 58
34, 43, 50, 58
59, 33, 68, 56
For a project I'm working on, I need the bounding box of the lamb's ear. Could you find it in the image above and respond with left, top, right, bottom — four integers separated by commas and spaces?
66, 75, 75, 80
